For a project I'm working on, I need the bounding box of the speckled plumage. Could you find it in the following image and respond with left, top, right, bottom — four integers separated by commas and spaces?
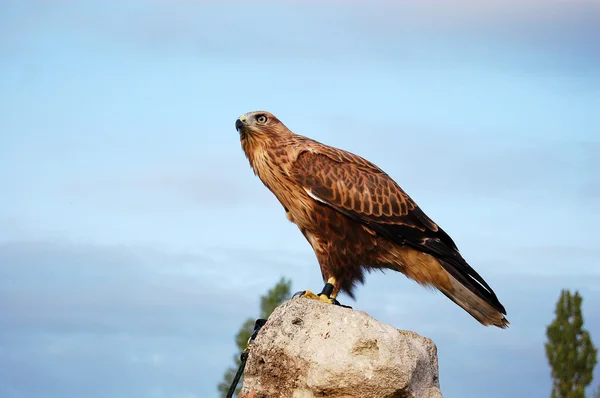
236, 111, 508, 328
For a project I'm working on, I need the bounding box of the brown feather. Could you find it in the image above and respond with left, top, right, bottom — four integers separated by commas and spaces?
237, 111, 508, 328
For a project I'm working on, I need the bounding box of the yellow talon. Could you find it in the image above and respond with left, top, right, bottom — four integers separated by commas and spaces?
296, 277, 340, 305
301, 290, 320, 300
299, 289, 336, 305
295, 278, 352, 309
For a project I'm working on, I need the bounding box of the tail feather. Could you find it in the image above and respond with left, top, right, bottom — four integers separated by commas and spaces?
438, 269, 509, 328
380, 245, 509, 328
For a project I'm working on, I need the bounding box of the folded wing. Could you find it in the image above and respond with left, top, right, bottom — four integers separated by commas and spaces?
291, 149, 506, 315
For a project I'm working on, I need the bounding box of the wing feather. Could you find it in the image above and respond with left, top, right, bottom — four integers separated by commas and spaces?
291, 148, 506, 315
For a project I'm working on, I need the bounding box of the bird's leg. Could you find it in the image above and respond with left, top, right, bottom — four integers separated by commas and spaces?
319, 277, 337, 302
294, 277, 350, 307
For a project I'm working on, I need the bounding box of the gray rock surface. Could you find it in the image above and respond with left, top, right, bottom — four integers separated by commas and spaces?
239, 297, 443, 398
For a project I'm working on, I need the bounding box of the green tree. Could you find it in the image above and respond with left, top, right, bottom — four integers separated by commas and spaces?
217, 277, 292, 398
545, 289, 597, 398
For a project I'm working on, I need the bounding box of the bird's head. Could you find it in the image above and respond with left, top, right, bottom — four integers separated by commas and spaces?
235, 111, 289, 143
237, 111, 293, 167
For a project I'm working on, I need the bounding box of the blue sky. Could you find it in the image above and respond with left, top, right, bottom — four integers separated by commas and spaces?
1, 1, 599, 397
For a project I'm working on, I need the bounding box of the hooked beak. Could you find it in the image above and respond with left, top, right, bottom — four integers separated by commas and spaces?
235, 119, 244, 131
235, 115, 247, 131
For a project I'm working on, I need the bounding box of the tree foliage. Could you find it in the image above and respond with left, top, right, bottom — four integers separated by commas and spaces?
545, 289, 597, 398
217, 277, 292, 397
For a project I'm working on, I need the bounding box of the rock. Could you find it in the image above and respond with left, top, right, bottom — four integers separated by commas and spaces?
239, 298, 443, 398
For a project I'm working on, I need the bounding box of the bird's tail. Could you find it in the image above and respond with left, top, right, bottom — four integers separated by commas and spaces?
381, 245, 508, 328
437, 264, 509, 328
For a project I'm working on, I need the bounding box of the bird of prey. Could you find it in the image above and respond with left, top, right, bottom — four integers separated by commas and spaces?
236, 111, 508, 328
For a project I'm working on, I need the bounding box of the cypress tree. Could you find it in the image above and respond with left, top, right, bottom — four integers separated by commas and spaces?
545, 289, 597, 398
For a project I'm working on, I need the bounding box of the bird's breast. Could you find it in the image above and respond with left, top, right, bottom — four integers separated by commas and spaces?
251, 148, 314, 222
249, 145, 341, 256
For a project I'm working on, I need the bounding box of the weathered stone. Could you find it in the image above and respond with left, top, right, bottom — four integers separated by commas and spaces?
239, 298, 443, 398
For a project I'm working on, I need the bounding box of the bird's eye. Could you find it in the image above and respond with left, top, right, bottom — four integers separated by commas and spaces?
256, 114, 268, 124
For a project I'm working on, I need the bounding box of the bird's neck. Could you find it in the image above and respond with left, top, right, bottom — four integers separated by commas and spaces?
241, 134, 298, 192
241, 134, 269, 172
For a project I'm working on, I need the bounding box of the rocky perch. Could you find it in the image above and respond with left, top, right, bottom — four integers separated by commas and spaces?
239, 298, 443, 398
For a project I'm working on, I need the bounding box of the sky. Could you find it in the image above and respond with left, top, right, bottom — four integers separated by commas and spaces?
0, 0, 599, 397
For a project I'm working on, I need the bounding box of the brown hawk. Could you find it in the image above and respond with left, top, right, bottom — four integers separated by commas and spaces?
236, 111, 508, 328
